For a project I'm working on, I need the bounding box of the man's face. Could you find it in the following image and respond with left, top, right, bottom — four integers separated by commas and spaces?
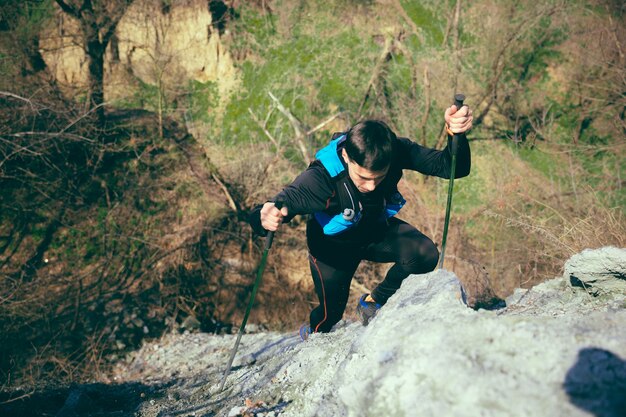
342, 149, 388, 193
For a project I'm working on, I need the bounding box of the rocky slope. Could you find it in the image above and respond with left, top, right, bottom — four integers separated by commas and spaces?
4, 247, 622, 416
101, 247, 626, 417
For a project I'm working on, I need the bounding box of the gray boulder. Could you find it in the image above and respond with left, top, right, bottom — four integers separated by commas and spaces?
564, 247, 626, 296
110, 248, 626, 417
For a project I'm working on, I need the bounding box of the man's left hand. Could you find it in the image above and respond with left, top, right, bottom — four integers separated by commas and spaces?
445, 105, 473, 134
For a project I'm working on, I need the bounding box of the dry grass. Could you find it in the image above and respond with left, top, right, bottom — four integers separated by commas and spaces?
489, 186, 624, 272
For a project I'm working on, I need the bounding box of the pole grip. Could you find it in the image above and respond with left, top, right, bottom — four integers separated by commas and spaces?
454, 93, 465, 109
265, 200, 284, 250
450, 94, 465, 155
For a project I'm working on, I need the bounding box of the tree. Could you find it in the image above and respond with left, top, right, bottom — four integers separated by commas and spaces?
0, 1, 52, 79
54, 0, 134, 124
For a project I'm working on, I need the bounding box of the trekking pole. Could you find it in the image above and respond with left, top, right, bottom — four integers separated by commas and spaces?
438, 94, 465, 269
219, 201, 284, 392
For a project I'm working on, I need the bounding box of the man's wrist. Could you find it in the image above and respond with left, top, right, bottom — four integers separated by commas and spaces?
249, 204, 269, 236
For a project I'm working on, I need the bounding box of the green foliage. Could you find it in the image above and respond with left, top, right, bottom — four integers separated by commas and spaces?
399, 0, 445, 45
114, 79, 219, 144
577, 147, 625, 208
0, 0, 53, 81
187, 80, 219, 123
0, 51, 9, 79
115, 79, 160, 110
508, 15, 566, 82
448, 165, 487, 213
386, 54, 413, 94
220, 6, 379, 147
429, 143, 497, 214
3, 1, 53, 35
514, 144, 563, 181
228, 4, 276, 57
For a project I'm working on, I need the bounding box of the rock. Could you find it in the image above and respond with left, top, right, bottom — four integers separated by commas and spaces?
39, 0, 240, 113
56, 386, 91, 417
246, 324, 260, 333
564, 247, 626, 296
181, 315, 201, 331
505, 287, 528, 306
227, 405, 246, 417
108, 249, 626, 417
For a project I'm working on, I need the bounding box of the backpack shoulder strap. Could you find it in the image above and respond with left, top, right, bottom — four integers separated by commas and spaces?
313, 134, 362, 234
315, 134, 347, 178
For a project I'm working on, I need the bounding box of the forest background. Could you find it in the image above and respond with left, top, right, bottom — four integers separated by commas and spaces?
0, 0, 624, 390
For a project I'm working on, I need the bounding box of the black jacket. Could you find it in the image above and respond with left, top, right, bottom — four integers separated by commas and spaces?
249, 134, 471, 253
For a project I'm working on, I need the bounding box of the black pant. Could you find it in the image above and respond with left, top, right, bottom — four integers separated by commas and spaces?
307, 217, 439, 333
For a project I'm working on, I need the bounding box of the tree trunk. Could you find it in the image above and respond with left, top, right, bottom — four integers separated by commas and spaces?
55, 0, 134, 126
85, 38, 106, 123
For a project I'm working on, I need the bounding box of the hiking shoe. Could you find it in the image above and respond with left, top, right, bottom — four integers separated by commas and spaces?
356, 294, 381, 326
299, 324, 312, 341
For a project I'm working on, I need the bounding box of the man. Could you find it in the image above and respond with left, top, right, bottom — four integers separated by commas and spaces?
249, 104, 473, 338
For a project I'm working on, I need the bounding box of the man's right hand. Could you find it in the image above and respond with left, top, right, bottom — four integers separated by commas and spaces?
260, 202, 289, 231
444, 104, 473, 134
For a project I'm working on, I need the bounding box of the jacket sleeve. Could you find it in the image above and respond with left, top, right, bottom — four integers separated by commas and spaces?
248, 165, 334, 236
396, 133, 471, 179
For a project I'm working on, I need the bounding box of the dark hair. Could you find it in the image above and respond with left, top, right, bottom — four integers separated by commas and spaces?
344, 120, 395, 171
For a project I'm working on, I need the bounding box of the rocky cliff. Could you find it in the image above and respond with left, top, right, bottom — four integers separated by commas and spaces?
99, 247, 626, 417
39, 0, 238, 108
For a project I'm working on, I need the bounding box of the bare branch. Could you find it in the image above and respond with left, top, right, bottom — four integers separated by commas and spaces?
0, 389, 36, 405
173, 134, 242, 215
54, 0, 81, 19
101, 1, 134, 46
357, 34, 394, 119
267, 91, 305, 137
3, 131, 96, 143
0, 91, 40, 112
268, 91, 311, 165
606, 11, 625, 60
451, 0, 462, 92
474, 4, 563, 126
391, 0, 425, 44
248, 108, 279, 147
211, 171, 239, 214
57, 102, 107, 135
418, 66, 431, 146
306, 112, 349, 136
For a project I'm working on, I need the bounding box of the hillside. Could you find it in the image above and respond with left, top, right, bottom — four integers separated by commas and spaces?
0, 0, 624, 391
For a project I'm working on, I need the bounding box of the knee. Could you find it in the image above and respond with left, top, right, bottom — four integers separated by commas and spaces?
402, 238, 439, 273
421, 243, 439, 272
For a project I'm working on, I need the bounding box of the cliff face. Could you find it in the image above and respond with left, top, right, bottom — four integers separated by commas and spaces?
2, 248, 624, 416
39, 0, 238, 107
101, 247, 626, 417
